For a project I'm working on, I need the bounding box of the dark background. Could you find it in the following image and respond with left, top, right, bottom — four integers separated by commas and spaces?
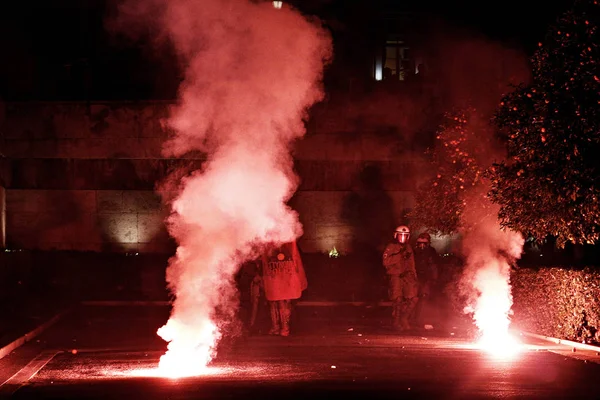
0, 0, 572, 101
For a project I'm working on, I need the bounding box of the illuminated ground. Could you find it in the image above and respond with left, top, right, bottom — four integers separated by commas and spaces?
2, 305, 600, 399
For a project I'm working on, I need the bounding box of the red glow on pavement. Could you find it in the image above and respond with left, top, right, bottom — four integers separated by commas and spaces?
125, 366, 230, 379
97, 362, 312, 381
477, 332, 523, 360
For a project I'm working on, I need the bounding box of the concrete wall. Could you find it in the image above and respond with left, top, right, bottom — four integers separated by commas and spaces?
1, 102, 417, 254
0, 186, 5, 249
5, 189, 169, 252
1, 102, 7, 249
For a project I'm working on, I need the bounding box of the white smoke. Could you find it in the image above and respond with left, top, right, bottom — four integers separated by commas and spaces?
115, 0, 331, 376
460, 188, 524, 347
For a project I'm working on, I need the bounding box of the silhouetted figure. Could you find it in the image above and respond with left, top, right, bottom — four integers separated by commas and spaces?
411, 232, 439, 328
342, 164, 395, 301
416, 63, 427, 81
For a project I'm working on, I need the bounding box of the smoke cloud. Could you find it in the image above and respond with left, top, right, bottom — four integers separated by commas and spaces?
114, 0, 331, 375
459, 186, 524, 344
406, 25, 529, 342
421, 107, 525, 345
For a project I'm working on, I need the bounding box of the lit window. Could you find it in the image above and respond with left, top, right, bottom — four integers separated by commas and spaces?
374, 54, 383, 81
383, 40, 411, 81
273, 1, 283, 8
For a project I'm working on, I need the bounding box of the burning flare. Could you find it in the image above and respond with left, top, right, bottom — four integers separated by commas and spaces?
157, 318, 219, 377
116, 0, 331, 377
468, 258, 522, 359
460, 197, 524, 359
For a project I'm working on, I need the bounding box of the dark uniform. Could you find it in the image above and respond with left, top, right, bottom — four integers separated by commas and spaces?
412, 238, 439, 327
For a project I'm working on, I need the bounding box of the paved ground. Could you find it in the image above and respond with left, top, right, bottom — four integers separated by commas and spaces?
0, 292, 67, 349
2, 305, 600, 399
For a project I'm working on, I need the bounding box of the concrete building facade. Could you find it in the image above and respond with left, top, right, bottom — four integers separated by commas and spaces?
0, 101, 417, 255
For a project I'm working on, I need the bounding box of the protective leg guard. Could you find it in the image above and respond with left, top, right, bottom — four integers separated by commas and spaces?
411, 296, 425, 327
279, 300, 291, 337
268, 301, 280, 335
392, 300, 403, 331
400, 297, 419, 330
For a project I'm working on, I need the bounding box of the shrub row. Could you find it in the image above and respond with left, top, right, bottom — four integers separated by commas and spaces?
511, 267, 600, 344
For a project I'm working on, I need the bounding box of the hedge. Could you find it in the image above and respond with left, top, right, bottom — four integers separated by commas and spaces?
511, 267, 600, 345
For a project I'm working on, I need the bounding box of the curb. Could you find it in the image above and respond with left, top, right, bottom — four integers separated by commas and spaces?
299, 301, 393, 307
0, 309, 70, 360
81, 300, 394, 307
520, 331, 600, 353
82, 300, 170, 306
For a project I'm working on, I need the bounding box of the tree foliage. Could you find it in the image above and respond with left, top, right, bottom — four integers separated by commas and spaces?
411, 109, 492, 234
489, 0, 600, 247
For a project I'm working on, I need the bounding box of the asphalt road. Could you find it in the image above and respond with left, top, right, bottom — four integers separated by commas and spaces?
2, 305, 600, 399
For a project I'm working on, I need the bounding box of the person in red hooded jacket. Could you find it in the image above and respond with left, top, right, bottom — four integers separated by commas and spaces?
255, 241, 307, 337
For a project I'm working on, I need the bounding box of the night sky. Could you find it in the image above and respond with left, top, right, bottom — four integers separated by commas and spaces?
429, 0, 572, 45
0, 0, 574, 100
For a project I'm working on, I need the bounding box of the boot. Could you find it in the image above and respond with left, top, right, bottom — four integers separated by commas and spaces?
400, 297, 418, 331
279, 300, 291, 337
410, 296, 424, 328
268, 301, 280, 335
399, 314, 411, 331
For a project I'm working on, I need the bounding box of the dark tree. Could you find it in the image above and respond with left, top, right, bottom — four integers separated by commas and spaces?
411, 108, 493, 234
489, 0, 600, 247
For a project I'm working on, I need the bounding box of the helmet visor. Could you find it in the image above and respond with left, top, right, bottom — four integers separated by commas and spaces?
397, 232, 410, 244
